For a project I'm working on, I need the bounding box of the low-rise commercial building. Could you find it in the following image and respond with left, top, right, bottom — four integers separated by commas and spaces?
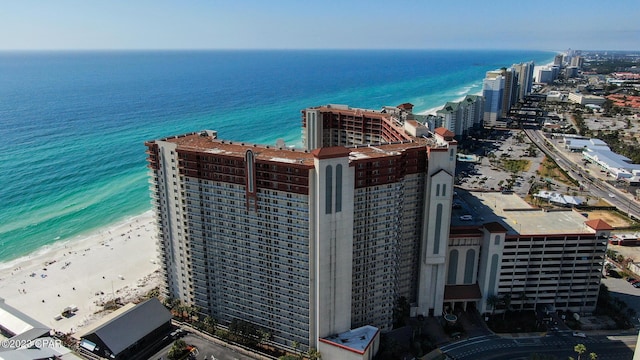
448, 191, 609, 315
76, 298, 172, 360
318, 325, 379, 360
568, 93, 606, 106
0, 298, 81, 360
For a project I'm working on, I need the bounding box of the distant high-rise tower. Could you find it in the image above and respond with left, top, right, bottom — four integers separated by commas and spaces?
570, 56, 584, 69
512, 61, 535, 101
536, 67, 555, 84
554, 54, 564, 67
483, 70, 505, 127
482, 68, 517, 125
501, 68, 518, 118
436, 95, 484, 136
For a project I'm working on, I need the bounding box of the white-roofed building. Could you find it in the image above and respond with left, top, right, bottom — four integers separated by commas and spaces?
0, 337, 83, 360
0, 298, 50, 345
0, 298, 82, 359
583, 148, 640, 179
546, 91, 567, 103
568, 93, 606, 106
563, 137, 609, 152
562, 136, 640, 178
318, 325, 380, 360
534, 191, 584, 207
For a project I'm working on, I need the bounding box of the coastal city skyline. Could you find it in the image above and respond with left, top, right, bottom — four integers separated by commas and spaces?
1, 0, 638, 51
1, 1, 639, 356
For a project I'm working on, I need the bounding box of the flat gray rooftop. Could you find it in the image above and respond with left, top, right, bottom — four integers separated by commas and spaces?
452, 190, 594, 235
320, 325, 379, 354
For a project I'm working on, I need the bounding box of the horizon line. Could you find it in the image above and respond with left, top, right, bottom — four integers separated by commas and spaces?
0, 47, 572, 53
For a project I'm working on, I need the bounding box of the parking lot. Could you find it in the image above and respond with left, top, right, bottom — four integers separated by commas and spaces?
149, 332, 258, 360
602, 273, 640, 328
456, 129, 547, 197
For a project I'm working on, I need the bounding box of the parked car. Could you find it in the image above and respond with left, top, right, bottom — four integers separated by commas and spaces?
633, 282, 640, 288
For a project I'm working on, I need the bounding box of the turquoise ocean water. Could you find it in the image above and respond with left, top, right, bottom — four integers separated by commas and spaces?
0, 50, 555, 263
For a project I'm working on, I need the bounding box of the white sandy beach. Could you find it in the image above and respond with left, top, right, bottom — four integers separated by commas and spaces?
0, 211, 161, 334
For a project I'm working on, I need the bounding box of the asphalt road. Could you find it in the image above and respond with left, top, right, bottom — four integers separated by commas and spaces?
441, 332, 635, 360
524, 129, 640, 219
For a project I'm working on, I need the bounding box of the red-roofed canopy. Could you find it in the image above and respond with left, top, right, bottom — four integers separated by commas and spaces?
397, 103, 414, 111
434, 127, 455, 140
584, 219, 613, 231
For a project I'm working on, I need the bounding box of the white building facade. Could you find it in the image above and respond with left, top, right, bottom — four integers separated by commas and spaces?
435, 95, 484, 136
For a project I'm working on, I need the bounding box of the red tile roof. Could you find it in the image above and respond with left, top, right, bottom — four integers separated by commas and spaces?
159, 132, 317, 166
584, 219, 613, 231
434, 127, 455, 139
311, 146, 351, 160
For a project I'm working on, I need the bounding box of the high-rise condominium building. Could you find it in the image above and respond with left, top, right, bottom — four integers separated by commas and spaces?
435, 95, 484, 136
554, 53, 564, 67
500, 68, 518, 118
570, 56, 584, 69
147, 103, 609, 359
146, 104, 457, 354
512, 61, 535, 102
483, 71, 505, 127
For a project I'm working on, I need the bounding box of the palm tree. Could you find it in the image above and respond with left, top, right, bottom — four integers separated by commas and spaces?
258, 329, 271, 346
189, 305, 201, 321
163, 297, 179, 310
203, 315, 216, 334
184, 305, 197, 323
167, 339, 187, 360
291, 341, 301, 359
306, 348, 322, 360
486, 295, 500, 316
177, 304, 190, 321
518, 291, 529, 311
574, 343, 586, 360
501, 294, 512, 319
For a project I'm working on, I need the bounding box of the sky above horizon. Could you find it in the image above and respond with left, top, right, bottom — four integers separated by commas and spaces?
1, 1, 638, 51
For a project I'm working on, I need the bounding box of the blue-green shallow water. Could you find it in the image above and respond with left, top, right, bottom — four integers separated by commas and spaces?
0, 49, 555, 263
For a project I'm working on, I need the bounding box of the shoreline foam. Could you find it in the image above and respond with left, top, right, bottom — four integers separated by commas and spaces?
416, 89, 484, 116
0, 210, 160, 334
